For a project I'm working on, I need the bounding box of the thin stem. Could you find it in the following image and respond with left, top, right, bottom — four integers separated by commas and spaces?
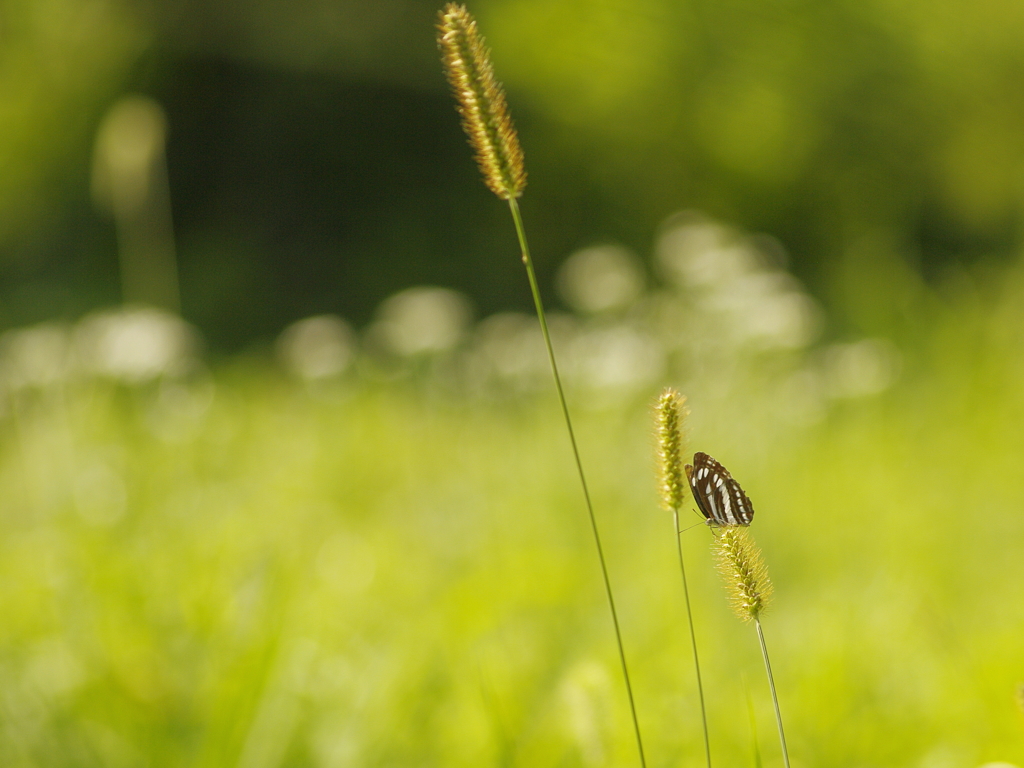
508, 197, 646, 768
673, 508, 712, 768
755, 618, 790, 768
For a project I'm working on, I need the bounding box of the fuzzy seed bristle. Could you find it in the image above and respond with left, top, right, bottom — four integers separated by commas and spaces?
714, 527, 773, 622
655, 388, 688, 511
437, 3, 526, 200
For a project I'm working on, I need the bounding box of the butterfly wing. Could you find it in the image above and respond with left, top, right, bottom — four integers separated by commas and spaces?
686, 452, 754, 527
727, 466, 755, 525
684, 460, 715, 522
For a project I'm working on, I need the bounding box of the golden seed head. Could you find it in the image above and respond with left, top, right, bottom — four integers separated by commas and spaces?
655, 388, 689, 511
714, 527, 773, 622
437, 3, 526, 200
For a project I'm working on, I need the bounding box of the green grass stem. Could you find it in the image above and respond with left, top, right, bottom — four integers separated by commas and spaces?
673, 508, 712, 768
755, 617, 790, 768
508, 196, 646, 768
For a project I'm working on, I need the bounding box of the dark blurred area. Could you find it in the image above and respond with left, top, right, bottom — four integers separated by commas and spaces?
3, 0, 1024, 351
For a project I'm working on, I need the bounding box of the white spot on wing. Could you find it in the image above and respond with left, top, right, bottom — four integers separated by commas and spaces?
706, 485, 719, 521
721, 486, 736, 524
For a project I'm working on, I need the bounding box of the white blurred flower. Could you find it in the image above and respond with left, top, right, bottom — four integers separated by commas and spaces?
0, 323, 73, 390
467, 311, 578, 392
711, 274, 820, 349
557, 244, 644, 314
656, 212, 749, 288
370, 287, 472, 356
74, 306, 200, 382
473, 312, 544, 378
277, 315, 355, 380
655, 211, 821, 352
566, 325, 664, 392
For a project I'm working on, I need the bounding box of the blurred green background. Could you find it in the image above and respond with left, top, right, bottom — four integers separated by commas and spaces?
6, 0, 1024, 346
2, 0, 1024, 766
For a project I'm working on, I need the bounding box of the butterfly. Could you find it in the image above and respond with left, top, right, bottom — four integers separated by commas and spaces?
684, 452, 754, 527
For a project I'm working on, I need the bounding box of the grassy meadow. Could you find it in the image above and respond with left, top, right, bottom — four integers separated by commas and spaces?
7, 0, 1024, 765
2, 229, 1024, 768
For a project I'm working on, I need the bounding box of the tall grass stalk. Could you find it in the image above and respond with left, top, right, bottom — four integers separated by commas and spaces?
755, 616, 790, 768
436, 5, 646, 766
714, 526, 790, 768
655, 390, 712, 767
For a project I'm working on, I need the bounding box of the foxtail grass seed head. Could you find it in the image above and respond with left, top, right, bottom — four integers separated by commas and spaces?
655, 388, 689, 511
437, 3, 526, 200
714, 527, 773, 622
